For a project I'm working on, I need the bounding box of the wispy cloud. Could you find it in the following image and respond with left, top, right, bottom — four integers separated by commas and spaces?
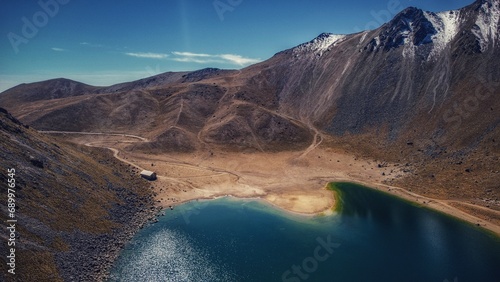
51, 47, 66, 52
80, 42, 104, 48
218, 54, 261, 65
172, 51, 212, 58
170, 53, 221, 64
171, 51, 261, 66
124, 52, 169, 59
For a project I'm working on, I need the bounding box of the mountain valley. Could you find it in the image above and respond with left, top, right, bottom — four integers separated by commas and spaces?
1, 0, 499, 280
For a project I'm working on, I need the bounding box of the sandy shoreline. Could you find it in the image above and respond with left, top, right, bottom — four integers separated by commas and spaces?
165, 178, 500, 236
139, 149, 500, 237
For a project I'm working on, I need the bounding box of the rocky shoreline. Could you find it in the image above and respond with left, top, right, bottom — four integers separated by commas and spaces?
94, 205, 161, 282
55, 196, 161, 282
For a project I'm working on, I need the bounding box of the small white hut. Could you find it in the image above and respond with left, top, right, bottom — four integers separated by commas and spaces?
140, 170, 157, 181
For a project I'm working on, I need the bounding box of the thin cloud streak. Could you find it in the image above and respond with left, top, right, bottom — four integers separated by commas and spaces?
172, 51, 212, 57
171, 57, 223, 64
124, 52, 169, 59
219, 54, 261, 65
124, 50, 261, 66
80, 42, 104, 48
51, 47, 66, 52
172, 51, 261, 66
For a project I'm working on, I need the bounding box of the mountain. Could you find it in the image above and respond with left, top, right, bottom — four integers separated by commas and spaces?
0, 108, 155, 281
0, 0, 498, 210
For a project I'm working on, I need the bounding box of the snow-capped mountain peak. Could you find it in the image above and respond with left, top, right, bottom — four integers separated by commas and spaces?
364, 7, 437, 55
293, 33, 346, 55
291, 0, 499, 59
362, 2, 500, 59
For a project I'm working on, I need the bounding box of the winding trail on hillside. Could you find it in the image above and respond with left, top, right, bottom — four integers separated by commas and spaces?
41, 130, 236, 193
298, 125, 323, 159
39, 131, 149, 141
225, 99, 322, 156
100, 147, 143, 169
83, 141, 220, 194
173, 98, 184, 127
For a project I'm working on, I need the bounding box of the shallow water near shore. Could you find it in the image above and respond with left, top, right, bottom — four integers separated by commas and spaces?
109, 183, 500, 282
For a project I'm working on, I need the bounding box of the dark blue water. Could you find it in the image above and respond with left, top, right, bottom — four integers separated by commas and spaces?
109, 183, 500, 282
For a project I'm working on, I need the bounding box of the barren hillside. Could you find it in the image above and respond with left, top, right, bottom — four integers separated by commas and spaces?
0, 108, 155, 281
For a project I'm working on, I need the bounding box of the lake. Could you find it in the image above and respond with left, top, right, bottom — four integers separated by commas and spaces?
109, 182, 500, 282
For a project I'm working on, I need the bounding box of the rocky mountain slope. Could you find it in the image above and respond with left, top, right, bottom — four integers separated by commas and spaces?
0, 108, 155, 281
0, 0, 498, 212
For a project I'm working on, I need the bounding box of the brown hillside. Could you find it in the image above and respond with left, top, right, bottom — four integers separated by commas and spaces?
0, 108, 155, 281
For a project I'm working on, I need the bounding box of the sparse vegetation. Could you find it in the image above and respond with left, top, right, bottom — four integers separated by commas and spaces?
0, 109, 155, 281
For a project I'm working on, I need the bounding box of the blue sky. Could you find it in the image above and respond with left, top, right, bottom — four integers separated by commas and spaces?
0, 0, 474, 92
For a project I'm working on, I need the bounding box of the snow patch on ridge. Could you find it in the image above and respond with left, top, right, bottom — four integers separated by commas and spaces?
294, 33, 347, 55
472, 0, 500, 52
424, 10, 461, 58
359, 32, 369, 44
402, 41, 416, 58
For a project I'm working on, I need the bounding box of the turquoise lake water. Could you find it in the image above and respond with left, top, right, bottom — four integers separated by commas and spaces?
109, 183, 500, 282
